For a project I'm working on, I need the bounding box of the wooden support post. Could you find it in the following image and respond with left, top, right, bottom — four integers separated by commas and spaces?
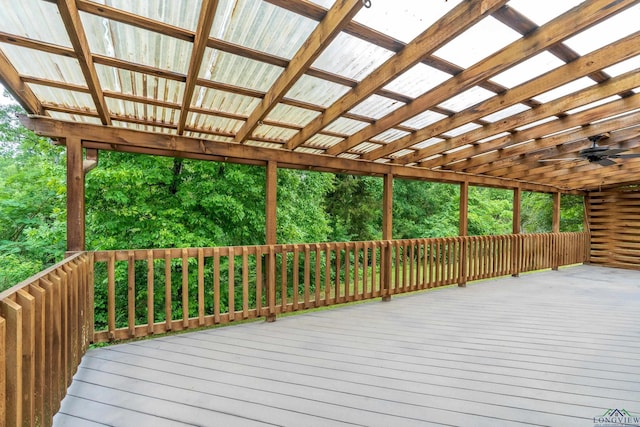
382, 173, 393, 301
552, 192, 561, 271
458, 182, 469, 287
265, 161, 277, 321
512, 187, 521, 277
583, 194, 591, 264
66, 137, 86, 252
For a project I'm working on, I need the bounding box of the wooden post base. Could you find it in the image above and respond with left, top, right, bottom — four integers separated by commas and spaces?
265, 314, 276, 323
458, 283, 467, 288
382, 295, 391, 302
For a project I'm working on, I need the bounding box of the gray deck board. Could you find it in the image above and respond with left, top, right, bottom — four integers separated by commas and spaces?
54, 265, 640, 426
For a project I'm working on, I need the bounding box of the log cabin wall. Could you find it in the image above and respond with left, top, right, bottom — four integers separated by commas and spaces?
587, 189, 640, 269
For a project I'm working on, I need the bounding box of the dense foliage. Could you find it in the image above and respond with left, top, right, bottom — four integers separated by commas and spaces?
0, 102, 583, 291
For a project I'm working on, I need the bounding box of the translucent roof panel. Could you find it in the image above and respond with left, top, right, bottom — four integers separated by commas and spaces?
0, 44, 86, 86
322, 117, 368, 136
349, 94, 404, 120
185, 131, 233, 143
533, 77, 595, 104
252, 125, 298, 143
401, 110, 447, 130
199, 49, 283, 92
311, 33, 394, 81
284, 75, 350, 108
105, 98, 179, 125
48, 111, 103, 125
437, 86, 494, 112
389, 149, 414, 158
410, 137, 445, 150
351, 142, 379, 154
195, 87, 261, 117
113, 120, 177, 135
482, 104, 531, 123
0, 0, 71, 47
89, 0, 202, 31
304, 134, 343, 150
490, 52, 565, 89
565, 95, 620, 116
507, 0, 584, 26
515, 116, 557, 132
265, 104, 320, 128
186, 113, 242, 134
372, 128, 410, 144
445, 123, 482, 138
212, 0, 316, 60
95, 65, 186, 104
604, 55, 640, 77
383, 63, 450, 99
32, 86, 96, 111
433, 17, 521, 69
353, 0, 463, 44
82, 14, 193, 74
563, 4, 640, 55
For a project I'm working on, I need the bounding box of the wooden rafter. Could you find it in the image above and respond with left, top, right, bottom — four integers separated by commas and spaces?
0, 50, 43, 115
360, 0, 638, 163
416, 64, 640, 169
234, 0, 363, 144
177, 0, 219, 135
21, 115, 576, 194
57, 0, 111, 125
285, 0, 508, 151
391, 31, 640, 165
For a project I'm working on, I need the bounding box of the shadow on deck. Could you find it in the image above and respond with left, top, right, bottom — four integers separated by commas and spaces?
54, 265, 640, 426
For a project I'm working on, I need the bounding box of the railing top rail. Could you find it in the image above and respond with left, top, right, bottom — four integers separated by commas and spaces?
0, 251, 87, 300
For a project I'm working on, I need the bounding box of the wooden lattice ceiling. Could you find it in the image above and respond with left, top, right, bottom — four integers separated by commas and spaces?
1, 0, 640, 192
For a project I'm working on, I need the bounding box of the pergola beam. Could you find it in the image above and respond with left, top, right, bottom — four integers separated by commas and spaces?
21, 115, 580, 194
177, 0, 219, 135
234, 0, 364, 144
57, 0, 111, 125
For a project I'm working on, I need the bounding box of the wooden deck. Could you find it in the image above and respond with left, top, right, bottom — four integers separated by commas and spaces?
53, 265, 640, 426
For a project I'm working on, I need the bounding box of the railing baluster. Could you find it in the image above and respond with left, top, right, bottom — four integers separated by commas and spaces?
29, 283, 46, 427
213, 247, 221, 324
256, 246, 263, 316
127, 251, 135, 338
344, 244, 351, 302
242, 247, 249, 319
293, 246, 299, 311
0, 298, 22, 425
228, 251, 235, 321
164, 250, 172, 332
304, 245, 311, 307
17, 289, 35, 426
198, 248, 205, 326
324, 244, 331, 305
181, 249, 189, 329
314, 244, 321, 306
281, 247, 288, 312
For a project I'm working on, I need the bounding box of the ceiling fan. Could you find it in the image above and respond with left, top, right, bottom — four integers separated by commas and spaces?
540, 133, 640, 166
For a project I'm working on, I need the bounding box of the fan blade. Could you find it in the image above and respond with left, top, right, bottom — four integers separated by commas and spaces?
597, 148, 627, 156
611, 153, 640, 159
596, 158, 616, 166
538, 158, 582, 162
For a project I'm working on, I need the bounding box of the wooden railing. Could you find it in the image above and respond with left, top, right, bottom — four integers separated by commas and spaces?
0, 252, 93, 427
0, 231, 589, 425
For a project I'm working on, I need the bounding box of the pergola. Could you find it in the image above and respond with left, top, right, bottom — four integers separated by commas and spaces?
1, 0, 640, 245
1, 1, 640, 425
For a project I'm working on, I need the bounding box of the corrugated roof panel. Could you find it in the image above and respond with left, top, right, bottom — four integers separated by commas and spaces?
95, 64, 186, 105
48, 110, 103, 125
389, 149, 414, 158
185, 131, 234, 143
566, 96, 619, 115
105, 98, 179, 125
285, 74, 350, 107
515, 116, 557, 131
482, 104, 530, 123
311, 33, 394, 81
265, 104, 320, 128
252, 124, 298, 143
305, 134, 343, 150
187, 112, 242, 135
564, 4, 640, 56
373, 128, 410, 143
195, 87, 261, 117
0, 44, 86, 86
445, 123, 482, 138
508, 0, 591, 27
604, 55, 640, 77
246, 140, 281, 149
410, 137, 444, 150
90, 0, 202, 31
477, 132, 510, 144
212, 0, 316, 60
437, 86, 494, 113
534, 77, 595, 104
199, 48, 283, 92
307, 0, 334, 8
322, 117, 368, 135
490, 52, 565, 89
383, 63, 450, 98
81, 13, 193, 74
0, 0, 71, 47
351, 142, 379, 154
30, 85, 95, 111
113, 120, 178, 135
337, 153, 359, 159
354, 1, 464, 43
295, 147, 324, 155
401, 110, 447, 130
433, 17, 521, 69
349, 94, 404, 120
